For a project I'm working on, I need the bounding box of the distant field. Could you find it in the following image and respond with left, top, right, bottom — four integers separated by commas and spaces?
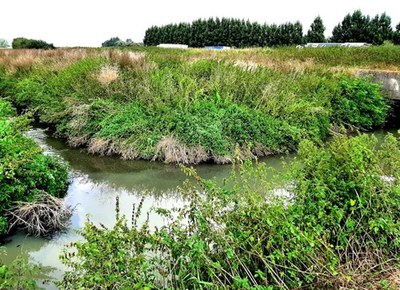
0, 46, 395, 163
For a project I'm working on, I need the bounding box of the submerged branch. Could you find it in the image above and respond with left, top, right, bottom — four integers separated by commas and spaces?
7, 193, 72, 238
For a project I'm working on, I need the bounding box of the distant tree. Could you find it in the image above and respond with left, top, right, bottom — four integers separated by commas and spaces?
368, 13, 393, 45
0, 39, 9, 48
144, 18, 305, 48
101, 37, 123, 47
394, 23, 400, 45
12, 37, 55, 49
331, 10, 370, 43
102, 37, 137, 47
331, 10, 393, 44
306, 16, 326, 43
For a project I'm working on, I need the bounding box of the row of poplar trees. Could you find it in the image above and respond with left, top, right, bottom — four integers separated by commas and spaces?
144, 11, 400, 47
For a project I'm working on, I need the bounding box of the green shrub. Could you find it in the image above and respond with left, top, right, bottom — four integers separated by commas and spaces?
292, 134, 400, 253
331, 76, 389, 129
0, 249, 43, 290
0, 100, 69, 236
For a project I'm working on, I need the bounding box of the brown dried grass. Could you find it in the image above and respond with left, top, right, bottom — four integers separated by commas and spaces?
96, 65, 119, 85
68, 136, 89, 147
309, 248, 400, 290
88, 138, 110, 155
155, 136, 209, 164
119, 146, 140, 160
0, 48, 97, 73
106, 50, 147, 70
233, 60, 259, 72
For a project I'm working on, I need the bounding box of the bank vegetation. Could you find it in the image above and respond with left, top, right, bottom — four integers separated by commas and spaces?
0, 46, 396, 164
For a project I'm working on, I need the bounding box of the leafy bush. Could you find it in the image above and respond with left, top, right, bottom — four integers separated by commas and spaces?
59, 133, 400, 289
0, 249, 43, 290
0, 99, 69, 236
331, 77, 389, 129
292, 134, 400, 256
59, 200, 156, 289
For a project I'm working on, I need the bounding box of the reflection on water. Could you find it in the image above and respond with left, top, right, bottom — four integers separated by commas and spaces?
2, 173, 187, 289
2, 127, 398, 289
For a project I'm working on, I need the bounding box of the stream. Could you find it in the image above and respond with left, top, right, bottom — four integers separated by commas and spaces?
1, 127, 399, 289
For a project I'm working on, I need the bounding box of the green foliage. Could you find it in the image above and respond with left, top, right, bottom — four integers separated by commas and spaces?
393, 23, 400, 45
59, 133, 400, 289
144, 17, 305, 47
331, 77, 389, 129
0, 99, 69, 236
331, 10, 393, 45
12, 38, 55, 50
0, 249, 42, 290
306, 16, 326, 43
292, 134, 400, 254
58, 199, 156, 289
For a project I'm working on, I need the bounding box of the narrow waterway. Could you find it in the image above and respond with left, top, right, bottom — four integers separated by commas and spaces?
1, 127, 399, 289
1, 128, 292, 289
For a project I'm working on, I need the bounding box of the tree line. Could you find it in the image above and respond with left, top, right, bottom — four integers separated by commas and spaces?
144, 18, 304, 47
11, 37, 55, 49
144, 11, 400, 47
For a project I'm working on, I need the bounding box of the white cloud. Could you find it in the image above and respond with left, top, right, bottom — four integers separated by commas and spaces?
2, 0, 399, 47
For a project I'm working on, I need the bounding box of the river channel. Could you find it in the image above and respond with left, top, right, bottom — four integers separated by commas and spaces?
1, 127, 399, 289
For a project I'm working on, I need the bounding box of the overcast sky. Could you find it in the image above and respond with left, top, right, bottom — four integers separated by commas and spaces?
2, 0, 399, 47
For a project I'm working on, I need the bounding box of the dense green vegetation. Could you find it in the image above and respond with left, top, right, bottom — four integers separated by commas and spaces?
0, 47, 392, 164
0, 249, 42, 290
144, 17, 304, 47
12, 38, 55, 50
394, 23, 400, 45
0, 99, 68, 236
331, 11, 394, 45
59, 133, 400, 289
144, 11, 399, 47
306, 16, 326, 43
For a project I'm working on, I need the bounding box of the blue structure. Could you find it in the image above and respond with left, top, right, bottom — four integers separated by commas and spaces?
204, 46, 231, 50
